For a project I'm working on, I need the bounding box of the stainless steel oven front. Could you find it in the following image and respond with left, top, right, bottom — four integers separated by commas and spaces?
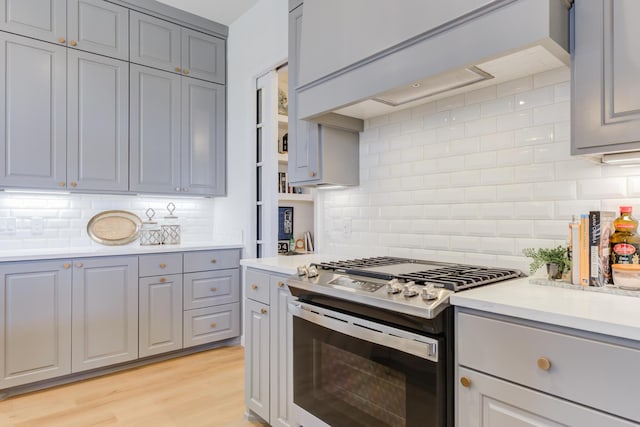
288, 300, 450, 427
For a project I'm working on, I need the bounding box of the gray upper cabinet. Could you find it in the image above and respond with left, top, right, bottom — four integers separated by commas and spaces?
68, 50, 129, 191
130, 10, 225, 84
130, 65, 225, 196
0, 33, 67, 189
67, 0, 129, 60
181, 78, 226, 195
0, 0, 66, 45
130, 64, 181, 193
288, 4, 360, 187
181, 27, 225, 84
0, 260, 72, 389
572, 0, 640, 155
130, 11, 181, 73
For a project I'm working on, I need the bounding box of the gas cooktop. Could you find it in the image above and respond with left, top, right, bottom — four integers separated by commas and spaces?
287, 256, 524, 319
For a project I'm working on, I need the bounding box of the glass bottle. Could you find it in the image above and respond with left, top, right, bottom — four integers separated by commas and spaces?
140, 208, 162, 246
161, 202, 181, 245
610, 206, 640, 264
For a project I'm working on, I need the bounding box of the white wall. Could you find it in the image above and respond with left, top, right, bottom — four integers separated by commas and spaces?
220, 0, 289, 259
317, 67, 640, 273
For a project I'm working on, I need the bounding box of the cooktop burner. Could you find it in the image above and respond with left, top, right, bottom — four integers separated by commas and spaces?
312, 256, 522, 291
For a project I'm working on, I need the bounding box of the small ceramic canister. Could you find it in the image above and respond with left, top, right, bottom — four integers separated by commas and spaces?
140, 208, 162, 246
161, 202, 181, 245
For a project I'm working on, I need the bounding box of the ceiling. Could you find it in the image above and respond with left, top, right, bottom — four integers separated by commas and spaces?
155, 0, 259, 26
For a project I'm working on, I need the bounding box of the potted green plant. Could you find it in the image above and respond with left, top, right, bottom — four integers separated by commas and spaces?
522, 245, 570, 280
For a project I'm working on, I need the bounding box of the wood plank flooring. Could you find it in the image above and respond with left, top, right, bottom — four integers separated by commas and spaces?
0, 345, 268, 427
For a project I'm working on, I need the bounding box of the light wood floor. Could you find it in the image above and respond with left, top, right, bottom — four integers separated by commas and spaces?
0, 345, 269, 427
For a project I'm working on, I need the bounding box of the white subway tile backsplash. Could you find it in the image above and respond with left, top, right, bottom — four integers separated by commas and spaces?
515, 86, 554, 111
577, 178, 627, 199
481, 96, 514, 118
480, 131, 514, 151
514, 164, 555, 183
497, 147, 533, 166
533, 101, 570, 125
465, 117, 497, 137
318, 70, 640, 268
497, 110, 533, 132
497, 76, 533, 97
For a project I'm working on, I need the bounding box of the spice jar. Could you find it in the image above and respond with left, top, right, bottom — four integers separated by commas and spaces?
161, 202, 181, 245
140, 208, 162, 246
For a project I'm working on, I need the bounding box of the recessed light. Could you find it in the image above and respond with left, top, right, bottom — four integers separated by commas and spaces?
411, 83, 422, 88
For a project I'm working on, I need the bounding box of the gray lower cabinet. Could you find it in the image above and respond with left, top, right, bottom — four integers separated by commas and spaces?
139, 274, 183, 358
67, 0, 129, 60
456, 309, 640, 425
130, 64, 226, 196
0, 0, 66, 45
0, 260, 72, 389
572, 0, 640, 155
245, 296, 270, 422
244, 268, 292, 427
71, 256, 138, 373
130, 10, 225, 84
67, 49, 129, 191
0, 32, 67, 189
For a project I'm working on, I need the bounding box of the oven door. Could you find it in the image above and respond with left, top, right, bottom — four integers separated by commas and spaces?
288, 301, 448, 427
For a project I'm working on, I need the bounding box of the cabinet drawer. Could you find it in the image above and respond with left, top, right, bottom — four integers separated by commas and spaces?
183, 249, 239, 273
139, 253, 182, 277
245, 268, 270, 304
183, 303, 239, 348
457, 311, 640, 422
184, 269, 239, 310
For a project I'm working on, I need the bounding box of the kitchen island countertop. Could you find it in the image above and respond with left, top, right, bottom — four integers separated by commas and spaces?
0, 242, 243, 263
451, 278, 640, 342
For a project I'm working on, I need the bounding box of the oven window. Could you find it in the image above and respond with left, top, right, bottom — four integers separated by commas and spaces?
293, 317, 446, 427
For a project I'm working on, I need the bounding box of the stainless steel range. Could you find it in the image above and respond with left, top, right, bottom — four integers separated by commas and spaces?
286, 256, 523, 427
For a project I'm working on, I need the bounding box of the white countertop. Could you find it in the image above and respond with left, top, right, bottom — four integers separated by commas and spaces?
0, 242, 243, 262
450, 278, 640, 342
240, 254, 341, 276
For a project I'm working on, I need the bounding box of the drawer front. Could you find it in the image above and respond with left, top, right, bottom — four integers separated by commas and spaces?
245, 268, 270, 305
183, 303, 239, 348
183, 269, 239, 310
183, 249, 240, 272
139, 253, 182, 277
457, 311, 640, 422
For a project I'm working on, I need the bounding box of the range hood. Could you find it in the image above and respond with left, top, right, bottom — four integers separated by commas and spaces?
295, 0, 571, 120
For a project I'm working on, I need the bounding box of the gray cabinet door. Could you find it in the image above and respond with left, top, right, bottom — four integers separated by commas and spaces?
71, 256, 138, 372
573, 0, 640, 155
67, 0, 129, 60
67, 50, 128, 191
0, 260, 72, 389
269, 275, 292, 427
0, 0, 66, 45
0, 33, 67, 189
129, 64, 181, 194
245, 297, 270, 422
139, 274, 183, 358
288, 4, 320, 185
130, 10, 181, 74
181, 27, 225, 84
457, 367, 636, 427
181, 78, 226, 196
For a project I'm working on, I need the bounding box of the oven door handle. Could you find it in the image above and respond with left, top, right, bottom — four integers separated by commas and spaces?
288, 301, 438, 362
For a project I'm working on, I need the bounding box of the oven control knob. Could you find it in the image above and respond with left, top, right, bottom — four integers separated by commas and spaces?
403, 281, 419, 297
297, 265, 308, 276
386, 279, 403, 294
421, 284, 438, 301
307, 265, 319, 278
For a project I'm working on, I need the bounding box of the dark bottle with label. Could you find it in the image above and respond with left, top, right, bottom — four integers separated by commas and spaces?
610, 206, 640, 264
